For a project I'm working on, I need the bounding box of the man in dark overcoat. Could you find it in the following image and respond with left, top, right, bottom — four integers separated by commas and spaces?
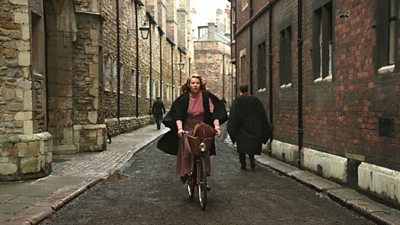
152, 96, 165, 130
227, 84, 271, 170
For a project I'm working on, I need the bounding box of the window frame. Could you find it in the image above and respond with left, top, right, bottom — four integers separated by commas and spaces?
375, 0, 398, 72
279, 26, 292, 87
257, 41, 266, 91
312, 1, 333, 82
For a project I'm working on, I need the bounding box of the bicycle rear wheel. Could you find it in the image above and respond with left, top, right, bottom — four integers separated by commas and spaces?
197, 157, 207, 210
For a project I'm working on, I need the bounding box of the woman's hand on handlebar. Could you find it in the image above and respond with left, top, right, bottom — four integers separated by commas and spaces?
177, 128, 185, 138
215, 127, 221, 137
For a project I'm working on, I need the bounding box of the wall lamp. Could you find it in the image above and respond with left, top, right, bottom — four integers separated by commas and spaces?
139, 21, 150, 39
178, 61, 185, 70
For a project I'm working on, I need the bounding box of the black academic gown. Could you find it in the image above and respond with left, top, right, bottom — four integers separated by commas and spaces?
157, 91, 228, 155
227, 95, 271, 155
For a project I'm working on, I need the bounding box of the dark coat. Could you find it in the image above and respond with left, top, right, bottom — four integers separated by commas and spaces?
227, 95, 271, 155
157, 91, 228, 155
152, 100, 165, 118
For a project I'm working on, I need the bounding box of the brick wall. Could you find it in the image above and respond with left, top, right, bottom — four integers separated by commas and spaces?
233, 0, 400, 170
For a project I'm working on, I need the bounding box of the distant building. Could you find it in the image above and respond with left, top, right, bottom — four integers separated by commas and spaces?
193, 8, 235, 106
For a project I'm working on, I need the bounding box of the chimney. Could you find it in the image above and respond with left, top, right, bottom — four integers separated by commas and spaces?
208, 22, 215, 41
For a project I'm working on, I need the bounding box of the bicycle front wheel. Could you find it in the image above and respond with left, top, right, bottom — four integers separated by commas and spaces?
186, 172, 195, 200
197, 157, 207, 210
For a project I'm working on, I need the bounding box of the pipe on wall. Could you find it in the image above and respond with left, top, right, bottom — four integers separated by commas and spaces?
158, 27, 164, 99
134, 1, 140, 117
147, 13, 153, 110
249, 0, 254, 94
166, 38, 175, 100
297, 0, 304, 168
268, 2, 274, 145
116, 0, 121, 123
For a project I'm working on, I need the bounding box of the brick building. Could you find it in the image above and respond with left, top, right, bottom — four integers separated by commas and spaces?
193, 7, 235, 106
230, 0, 400, 206
0, 0, 193, 181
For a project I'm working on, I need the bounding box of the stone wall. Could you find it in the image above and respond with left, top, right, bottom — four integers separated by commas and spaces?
0, 132, 52, 181
0, 0, 192, 180
0, 0, 52, 181
0, 0, 32, 135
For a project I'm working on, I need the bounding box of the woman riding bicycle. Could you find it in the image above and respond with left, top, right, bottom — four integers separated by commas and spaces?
157, 74, 228, 185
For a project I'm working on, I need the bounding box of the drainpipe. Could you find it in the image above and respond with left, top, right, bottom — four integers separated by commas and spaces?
116, 0, 121, 124
158, 27, 164, 99
147, 13, 153, 111
171, 44, 174, 100
222, 53, 225, 99
134, 1, 142, 117
43, 6, 49, 131
249, 0, 254, 94
297, 0, 304, 168
268, 2, 274, 154
167, 37, 175, 100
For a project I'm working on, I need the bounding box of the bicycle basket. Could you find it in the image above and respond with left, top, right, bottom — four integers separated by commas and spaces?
187, 135, 214, 155
186, 122, 216, 155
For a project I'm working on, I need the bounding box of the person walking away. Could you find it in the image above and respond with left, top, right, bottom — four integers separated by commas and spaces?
157, 74, 228, 186
227, 84, 271, 170
152, 96, 165, 130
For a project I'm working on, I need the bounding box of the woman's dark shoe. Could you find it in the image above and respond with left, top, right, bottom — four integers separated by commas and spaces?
180, 175, 189, 184
240, 165, 247, 171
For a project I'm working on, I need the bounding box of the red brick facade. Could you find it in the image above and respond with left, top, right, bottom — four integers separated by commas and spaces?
231, 0, 400, 171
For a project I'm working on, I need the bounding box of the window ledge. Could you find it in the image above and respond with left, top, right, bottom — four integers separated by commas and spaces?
257, 88, 266, 93
378, 65, 395, 75
313, 75, 332, 83
32, 71, 44, 78
242, 4, 248, 11
280, 83, 292, 89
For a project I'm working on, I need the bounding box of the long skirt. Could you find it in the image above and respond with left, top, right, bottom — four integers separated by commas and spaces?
176, 135, 210, 176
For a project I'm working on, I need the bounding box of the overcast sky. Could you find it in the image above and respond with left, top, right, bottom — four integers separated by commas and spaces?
191, 0, 229, 31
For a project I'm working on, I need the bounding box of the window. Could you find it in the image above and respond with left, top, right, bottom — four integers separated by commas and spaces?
389, 0, 397, 65
131, 69, 136, 95
313, 1, 333, 81
31, 13, 44, 75
153, 79, 157, 99
104, 57, 112, 91
375, 0, 398, 68
240, 54, 247, 85
146, 75, 150, 98
166, 84, 170, 100
119, 66, 124, 94
257, 42, 266, 90
112, 60, 117, 92
279, 26, 292, 87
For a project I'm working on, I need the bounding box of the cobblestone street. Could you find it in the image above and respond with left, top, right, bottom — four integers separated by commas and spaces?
40, 135, 375, 225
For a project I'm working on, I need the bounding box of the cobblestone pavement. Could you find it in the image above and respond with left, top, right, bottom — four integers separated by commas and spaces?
0, 125, 168, 225
40, 136, 376, 225
1, 125, 400, 225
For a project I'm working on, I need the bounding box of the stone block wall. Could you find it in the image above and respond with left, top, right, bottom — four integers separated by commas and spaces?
0, 0, 53, 181
0, 0, 33, 135
0, 132, 52, 181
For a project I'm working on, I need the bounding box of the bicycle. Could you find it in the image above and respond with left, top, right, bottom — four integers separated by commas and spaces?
185, 133, 214, 210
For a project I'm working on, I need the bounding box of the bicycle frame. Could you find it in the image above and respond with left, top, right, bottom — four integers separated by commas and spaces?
185, 136, 212, 210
